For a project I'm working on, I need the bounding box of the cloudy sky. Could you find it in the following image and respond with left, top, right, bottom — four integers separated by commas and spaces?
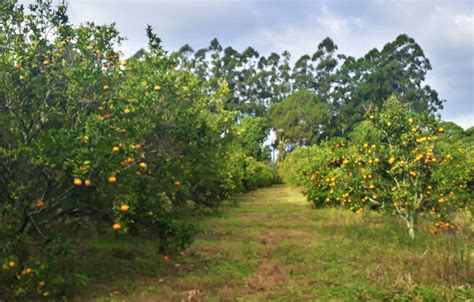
21, 0, 474, 128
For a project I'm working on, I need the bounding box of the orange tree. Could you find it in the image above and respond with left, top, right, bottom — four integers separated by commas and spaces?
106, 28, 247, 251
291, 97, 472, 238
0, 1, 126, 297
0, 1, 276, 298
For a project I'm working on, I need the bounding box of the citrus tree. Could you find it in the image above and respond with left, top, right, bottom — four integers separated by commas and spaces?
289, 97, 472, 238
0, 0, 126, 296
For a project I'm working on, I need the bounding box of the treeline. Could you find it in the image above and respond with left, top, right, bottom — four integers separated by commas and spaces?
171, 33, 444, 154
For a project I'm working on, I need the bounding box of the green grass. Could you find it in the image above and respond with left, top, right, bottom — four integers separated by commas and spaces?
73, 185, 472, 301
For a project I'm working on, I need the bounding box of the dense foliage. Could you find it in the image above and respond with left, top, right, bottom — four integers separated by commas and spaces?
280, 97, 472, 238
0, 1, 277, 298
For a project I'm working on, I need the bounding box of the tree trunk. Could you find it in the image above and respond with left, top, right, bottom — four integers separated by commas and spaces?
406, 215, 415, 239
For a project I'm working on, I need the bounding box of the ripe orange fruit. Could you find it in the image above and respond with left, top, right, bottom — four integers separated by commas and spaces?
163, 255, 169, 261
437, 127, 444, 133
120, 204, 129, 212
134, 144, 142, 150
154, 85, 161, 91
408, 118, 414, 124
84, 179, 91, 187
43, 59, 49, 65
139, 162, 147, 169
74, 178, 82, 186
8, 261, 15, 268
35, 200, 45, 208
119, 60, 127, 66
112, 146, 120, 152
108, 176, 117, 184
127, 157, 135, 163
409, 171, 417, 177
112, 223, 121, 230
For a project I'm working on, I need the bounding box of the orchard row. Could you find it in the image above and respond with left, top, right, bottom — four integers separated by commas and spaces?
0, 2, 277, 298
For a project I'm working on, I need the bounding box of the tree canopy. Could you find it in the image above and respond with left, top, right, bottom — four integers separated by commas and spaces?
270, 90, 331, 152
175, 34, 444, 143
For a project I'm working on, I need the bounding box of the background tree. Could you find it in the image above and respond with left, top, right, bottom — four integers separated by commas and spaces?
270, 90, 331, 159
331, 34, 444, 135
176, 34, 442, 144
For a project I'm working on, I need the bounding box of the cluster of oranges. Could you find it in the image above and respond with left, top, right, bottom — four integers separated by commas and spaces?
1, 260, 16, 269
415, 136, 437, 143
431, 221, 454, 235
112, 201, 132, 230
73, 178, 92, 187
434, 221, 453, 228
20, 267, 33, 276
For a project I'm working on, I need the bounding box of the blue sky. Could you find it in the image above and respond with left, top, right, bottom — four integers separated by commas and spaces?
22, 0, 474, 128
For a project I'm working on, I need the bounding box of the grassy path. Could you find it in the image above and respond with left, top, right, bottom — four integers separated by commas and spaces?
90, 185, 472, 301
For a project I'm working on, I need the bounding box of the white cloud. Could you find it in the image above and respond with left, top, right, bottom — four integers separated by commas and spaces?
444, 112, 474, 129
239, 4, 380, 61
